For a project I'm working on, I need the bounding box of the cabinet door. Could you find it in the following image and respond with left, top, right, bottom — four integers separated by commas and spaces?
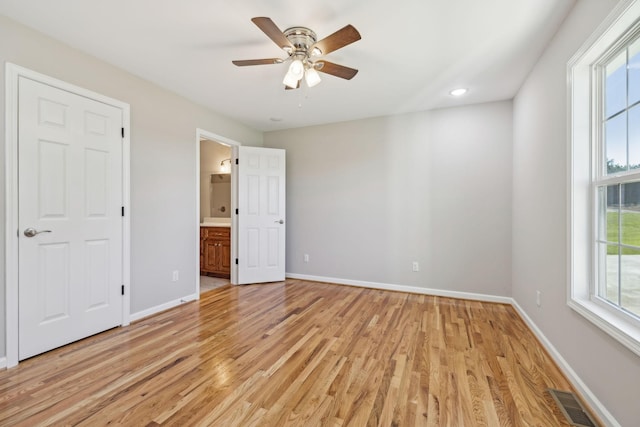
204, 240, 218, 272
200, 232, 204, 270
200, 227, 230, 277
219, 238, 231, 275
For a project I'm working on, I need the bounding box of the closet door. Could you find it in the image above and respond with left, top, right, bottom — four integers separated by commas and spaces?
18, 76, 124, 360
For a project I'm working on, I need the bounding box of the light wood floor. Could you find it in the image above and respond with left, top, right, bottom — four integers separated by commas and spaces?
0, 280, 595, 426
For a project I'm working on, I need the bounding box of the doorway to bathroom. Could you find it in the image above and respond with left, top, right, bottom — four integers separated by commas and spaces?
197, 131, 237, 294
196, 129, 287, 294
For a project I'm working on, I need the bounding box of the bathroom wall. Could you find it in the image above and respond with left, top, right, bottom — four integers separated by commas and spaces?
200, 140, 231, 221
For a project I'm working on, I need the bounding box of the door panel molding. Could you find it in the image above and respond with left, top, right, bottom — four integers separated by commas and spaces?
4, 63, 131, 367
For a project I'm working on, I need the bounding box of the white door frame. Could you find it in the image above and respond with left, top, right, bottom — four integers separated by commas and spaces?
195, 129, 241, 291
4, 63, 131, 368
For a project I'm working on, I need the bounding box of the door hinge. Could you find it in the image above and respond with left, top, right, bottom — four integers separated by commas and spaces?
235, 208, 239, 215
121, 206, 125, 217
235, 258, 238, 265
121, 127, 125, 138
121, 285, 125, 295
235, 158, 239, 165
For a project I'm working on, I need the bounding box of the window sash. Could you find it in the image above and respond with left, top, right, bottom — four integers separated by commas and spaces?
599, 34, 640, 177
592, 46, 640, 326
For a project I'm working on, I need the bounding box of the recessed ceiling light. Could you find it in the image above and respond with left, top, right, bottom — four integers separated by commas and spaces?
450, 88, 468, 97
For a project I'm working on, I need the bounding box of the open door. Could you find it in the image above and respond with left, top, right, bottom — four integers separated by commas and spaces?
235, 146, 286, 284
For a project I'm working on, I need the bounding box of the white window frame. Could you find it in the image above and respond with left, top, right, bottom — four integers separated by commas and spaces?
569, 0, 640, 357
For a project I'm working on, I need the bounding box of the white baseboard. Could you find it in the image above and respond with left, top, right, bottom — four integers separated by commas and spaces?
285, 273, 512, 304
129, 293, 198, 323
0, 357, 6, 369
511, 300, 620, 427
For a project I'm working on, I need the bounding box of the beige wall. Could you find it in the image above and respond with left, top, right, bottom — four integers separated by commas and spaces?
512, 0, 636, 425
264, 101, 513, 296
0, 15, 263, 357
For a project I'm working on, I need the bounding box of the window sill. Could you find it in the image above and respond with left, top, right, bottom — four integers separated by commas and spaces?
568, 296, 640, 356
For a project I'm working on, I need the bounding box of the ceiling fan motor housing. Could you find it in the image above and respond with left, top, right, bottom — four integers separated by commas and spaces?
283, 27, 318, 57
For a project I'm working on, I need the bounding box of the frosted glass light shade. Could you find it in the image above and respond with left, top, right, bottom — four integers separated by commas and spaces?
289, 60, 304, 79
282, 72, 298, 89
283, 59, 305, 88
283, 71, 299, 88
305, 68, 321, 87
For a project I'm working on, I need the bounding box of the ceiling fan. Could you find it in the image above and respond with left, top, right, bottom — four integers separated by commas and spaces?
232, 17, 361, 90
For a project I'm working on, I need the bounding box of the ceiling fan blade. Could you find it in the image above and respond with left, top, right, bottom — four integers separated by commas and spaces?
316, 61, 358, 80
251, 17, 294, 51
312, 25, 361, 55
232, 58, 283, 66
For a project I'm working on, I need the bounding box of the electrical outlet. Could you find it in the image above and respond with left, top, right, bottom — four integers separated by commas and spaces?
172, 270, 179, 282
536, 290, 541, 307
304, 254, 309, 263
412, 261, 419, 272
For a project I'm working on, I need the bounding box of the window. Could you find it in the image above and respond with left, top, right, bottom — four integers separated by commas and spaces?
569, 0, 640, 356
596, 37, 640, 319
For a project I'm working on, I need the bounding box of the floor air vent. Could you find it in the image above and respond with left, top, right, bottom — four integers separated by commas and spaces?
548, 389, 598, 427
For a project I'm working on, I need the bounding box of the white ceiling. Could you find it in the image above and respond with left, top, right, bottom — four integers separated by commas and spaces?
0, 0, 576, 131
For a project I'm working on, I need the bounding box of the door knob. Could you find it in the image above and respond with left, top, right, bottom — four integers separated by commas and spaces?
23, 228, 52, 237
275, 219, 284, 224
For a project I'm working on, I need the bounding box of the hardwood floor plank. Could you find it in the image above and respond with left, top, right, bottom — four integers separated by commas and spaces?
0, 280, 599, 426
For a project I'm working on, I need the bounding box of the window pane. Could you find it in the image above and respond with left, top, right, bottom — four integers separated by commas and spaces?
620, 246, 640, 317
603, 244, 620, 304
630, 105, 640, 169
621, 182, 640, 247
607, 184, 620, 243
605, 112, 627, 173
606, 51, 627, 118
629, 38, 640, 106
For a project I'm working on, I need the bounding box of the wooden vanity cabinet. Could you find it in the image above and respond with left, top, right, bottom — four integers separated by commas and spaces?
200, 227, 230, 278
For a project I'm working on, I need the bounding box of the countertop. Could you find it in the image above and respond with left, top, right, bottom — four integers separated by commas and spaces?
200, 223, 231, 228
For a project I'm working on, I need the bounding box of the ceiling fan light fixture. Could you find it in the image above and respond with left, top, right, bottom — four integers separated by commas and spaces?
283, 70, 299, 88
305, 67, 321, 87
284, 59, 306, 88
233, 18, 361, 90
288, 59, 304, 79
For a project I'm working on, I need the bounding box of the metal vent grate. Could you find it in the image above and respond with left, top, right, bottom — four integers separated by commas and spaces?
548, 389, 598, 427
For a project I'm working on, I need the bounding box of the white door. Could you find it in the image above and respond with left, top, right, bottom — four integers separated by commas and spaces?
236, 147, 286, 284
18, 77, 124, 360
